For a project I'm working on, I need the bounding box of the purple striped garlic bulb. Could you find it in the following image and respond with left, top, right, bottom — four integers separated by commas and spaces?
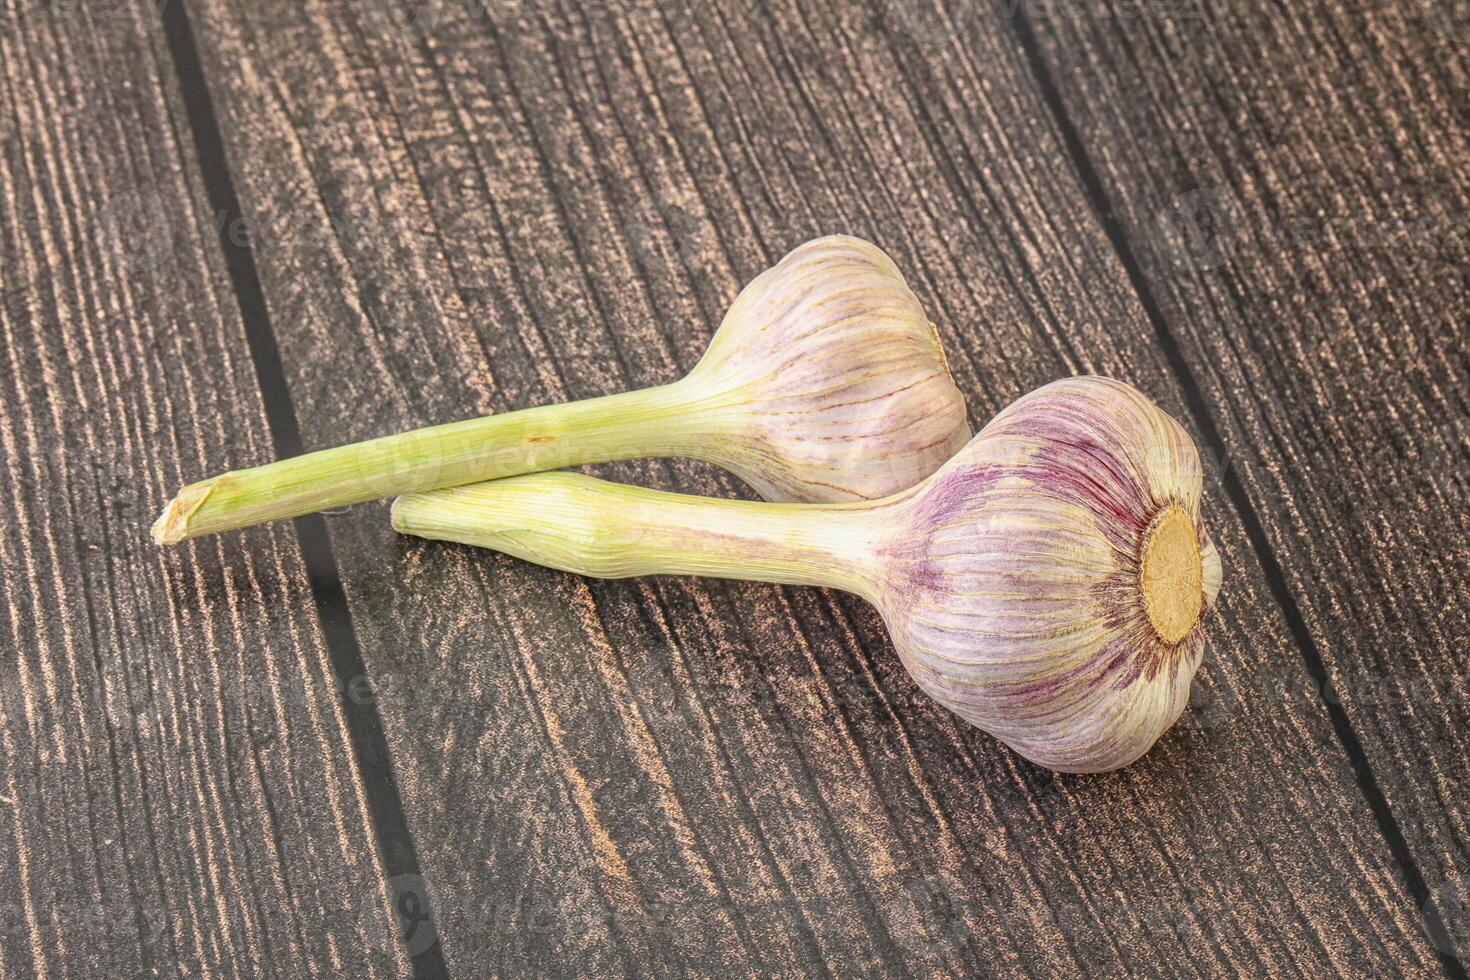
153, 235, 969, 544
392, 376, 1224, 773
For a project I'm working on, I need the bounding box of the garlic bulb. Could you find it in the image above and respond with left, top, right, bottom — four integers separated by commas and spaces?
392, 376, 1223, 772
153, 236, 969, 544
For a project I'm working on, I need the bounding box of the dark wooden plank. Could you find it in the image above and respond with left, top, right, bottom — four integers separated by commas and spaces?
181, 0, 1445, 973
1021, 0, 1470, 962
0, 6, 404, 976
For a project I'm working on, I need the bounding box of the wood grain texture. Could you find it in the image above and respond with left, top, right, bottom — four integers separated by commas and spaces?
167, 0, 1454, 974
0, 4, 405, 976
1021, 0, 1470, 958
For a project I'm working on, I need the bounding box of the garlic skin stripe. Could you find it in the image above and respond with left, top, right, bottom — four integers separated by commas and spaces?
152, 236, 970, 544
393, 377, 1224, 773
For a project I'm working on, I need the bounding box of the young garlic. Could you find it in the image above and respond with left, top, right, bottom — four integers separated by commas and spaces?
152, 236, 969, 544
392, 377, 1224, 772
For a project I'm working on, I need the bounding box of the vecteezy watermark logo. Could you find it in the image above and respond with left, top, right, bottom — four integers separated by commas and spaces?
1420, 416, 1470, 505
815, 382, 947, 497
1001, 0, 1219, 36
97, 189, 175, 272
1151, 186, 1241, 272
663, 0, 761, 33
361, 874, 439, 957
1173, 661, 1332, 733
1172, 663, 1239, 732
885, 0, 978, 44
1424, 876, 1470, 957
359, 0, 446, 40
353, 428, 450, 498
105, 687, 171, 735
2, 0, 157, 24
907, 873, 970, 942
1423, 0, 1470, 43
621, 190, 709, 277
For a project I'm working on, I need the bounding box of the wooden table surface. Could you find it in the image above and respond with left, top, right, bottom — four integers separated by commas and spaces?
2, 0, 1468, 975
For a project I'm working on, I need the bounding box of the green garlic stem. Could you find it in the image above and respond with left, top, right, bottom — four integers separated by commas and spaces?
390, 472, 882, 602
154, 382, 704, 545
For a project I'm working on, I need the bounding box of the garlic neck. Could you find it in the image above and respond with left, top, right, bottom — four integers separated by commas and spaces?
153, 381, 706, 544
391, 472, 884, 601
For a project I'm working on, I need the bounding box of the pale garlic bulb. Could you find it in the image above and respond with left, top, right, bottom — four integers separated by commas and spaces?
685, 235, 970, 502
392, 376, 1223, 772
153, 235, 969, 544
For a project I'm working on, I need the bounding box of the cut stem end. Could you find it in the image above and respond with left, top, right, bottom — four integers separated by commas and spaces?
152, 480, 217, 546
